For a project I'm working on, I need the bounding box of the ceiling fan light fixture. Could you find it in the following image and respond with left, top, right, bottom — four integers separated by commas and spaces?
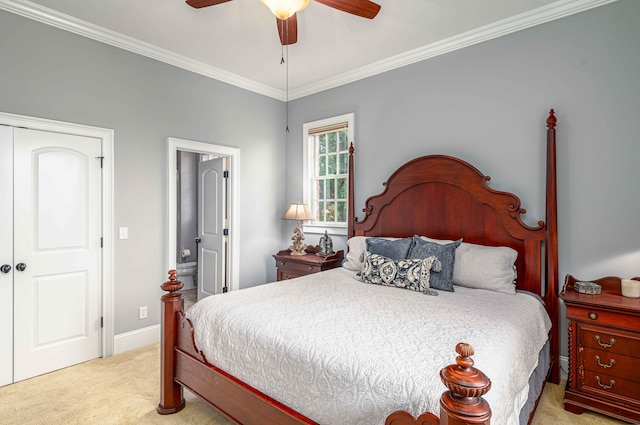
260, 0, 310, 20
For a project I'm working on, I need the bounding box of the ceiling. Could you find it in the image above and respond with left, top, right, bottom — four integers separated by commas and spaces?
0, 0, 614, 100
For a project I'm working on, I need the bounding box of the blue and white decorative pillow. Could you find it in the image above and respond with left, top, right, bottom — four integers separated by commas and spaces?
360, 251, 441, 296
407, 235, 462, 292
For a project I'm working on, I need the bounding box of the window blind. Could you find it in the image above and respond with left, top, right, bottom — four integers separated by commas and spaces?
308, 121, 348, 136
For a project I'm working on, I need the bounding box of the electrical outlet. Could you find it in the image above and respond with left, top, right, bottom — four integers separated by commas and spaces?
138, 306, 147, 320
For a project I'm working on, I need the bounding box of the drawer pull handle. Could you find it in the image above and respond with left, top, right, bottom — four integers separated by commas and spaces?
595, 335, 615, 348
588, 312, 598, 320
595, 376, 615, 390
594, 355, 616, 369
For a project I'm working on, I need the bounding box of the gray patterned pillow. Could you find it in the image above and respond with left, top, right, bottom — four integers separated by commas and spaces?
365, 237, 413, 260
360, 252, 441, 296
407, 235, 462, 292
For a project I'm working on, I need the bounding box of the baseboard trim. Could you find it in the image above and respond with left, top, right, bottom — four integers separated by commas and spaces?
559, 355, 568, 381
113, 324, 160, 355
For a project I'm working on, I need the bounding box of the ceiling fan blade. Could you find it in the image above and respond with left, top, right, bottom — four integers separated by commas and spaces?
277, 14, 298, 45
314, 0, 380, 19
186, 0, 232, 9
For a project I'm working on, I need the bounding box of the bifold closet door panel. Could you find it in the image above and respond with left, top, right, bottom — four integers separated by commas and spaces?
12, 128, 103, 382
0, 126, 14, 387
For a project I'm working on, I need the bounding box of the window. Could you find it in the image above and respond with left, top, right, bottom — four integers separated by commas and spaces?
303, 113, 354, 236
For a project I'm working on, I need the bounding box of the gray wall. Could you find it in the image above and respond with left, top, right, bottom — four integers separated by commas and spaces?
286, 0, 640, 362
0, 10, 288, 335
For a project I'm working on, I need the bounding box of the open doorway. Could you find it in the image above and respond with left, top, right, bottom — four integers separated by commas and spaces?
167, 138, 240, 300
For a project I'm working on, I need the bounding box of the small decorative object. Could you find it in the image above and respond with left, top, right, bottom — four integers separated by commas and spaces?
282, 201, 315, 256
621, 279, 640, 298
574, 281, 602, 295
317, 230, 335, 258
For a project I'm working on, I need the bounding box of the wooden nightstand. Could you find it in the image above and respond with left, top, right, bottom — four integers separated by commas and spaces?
560, 274, 640, 423
273, 246, 344, 281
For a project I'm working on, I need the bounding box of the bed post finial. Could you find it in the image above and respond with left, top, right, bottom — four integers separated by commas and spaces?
438, 343, 492, 424
385, 342, 491, 425
547, 109, 557, 129
161, 269, 183, 294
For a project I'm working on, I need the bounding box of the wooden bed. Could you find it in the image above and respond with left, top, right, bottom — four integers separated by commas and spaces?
158, 109, 560, 424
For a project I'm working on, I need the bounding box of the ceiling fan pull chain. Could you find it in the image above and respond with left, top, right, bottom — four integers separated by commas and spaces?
285, 43, 289, 133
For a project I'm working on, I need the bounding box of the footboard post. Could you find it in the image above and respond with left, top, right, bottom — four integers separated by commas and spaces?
157, 270, 186, 414
439, 343, 492, 425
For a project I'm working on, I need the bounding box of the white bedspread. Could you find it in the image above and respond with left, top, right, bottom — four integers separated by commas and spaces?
186, 267, 551, 425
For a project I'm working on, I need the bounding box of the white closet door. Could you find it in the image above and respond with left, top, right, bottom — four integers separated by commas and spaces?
0, 126, 14, 386
12, 128, 102, 382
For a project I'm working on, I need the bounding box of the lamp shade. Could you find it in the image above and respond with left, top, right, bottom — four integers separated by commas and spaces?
282, 202, 314, 221
260, 0, 310, 20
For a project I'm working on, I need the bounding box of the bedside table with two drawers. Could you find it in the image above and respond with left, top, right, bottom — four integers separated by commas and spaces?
273, 246, 344, 281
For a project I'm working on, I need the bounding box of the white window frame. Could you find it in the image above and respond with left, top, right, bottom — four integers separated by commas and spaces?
302, 113, 354, 236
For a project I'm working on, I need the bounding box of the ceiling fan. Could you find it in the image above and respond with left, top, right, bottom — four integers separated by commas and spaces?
186, 0, 381, 45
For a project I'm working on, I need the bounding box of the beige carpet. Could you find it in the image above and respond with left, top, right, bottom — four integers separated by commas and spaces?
0, 343, 630, 425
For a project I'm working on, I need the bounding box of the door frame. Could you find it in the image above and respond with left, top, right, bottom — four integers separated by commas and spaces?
167, 138, 240, 292
0, 111, 115, 357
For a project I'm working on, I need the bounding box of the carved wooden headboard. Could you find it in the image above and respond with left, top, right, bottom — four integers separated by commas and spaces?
346, 109, 559, 383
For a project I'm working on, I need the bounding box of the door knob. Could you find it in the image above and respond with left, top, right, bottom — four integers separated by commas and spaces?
16, 263, 27, 272
0, 264, 10, 273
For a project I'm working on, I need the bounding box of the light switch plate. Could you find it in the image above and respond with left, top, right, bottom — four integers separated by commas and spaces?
119, 227, 128, 240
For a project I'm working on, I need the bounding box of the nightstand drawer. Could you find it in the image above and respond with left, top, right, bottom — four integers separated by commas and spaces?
277, 260, 320, 275
567, 305, 640, 333
279, 270, 304, 280
581, 326, 640, 358
581, 370, 640, 407
582, 347, 640, 382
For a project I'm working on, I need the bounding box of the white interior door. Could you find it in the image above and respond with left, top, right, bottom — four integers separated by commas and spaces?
197, 157, 226, 301
12, 128, 102, 382
0, 126, 14, 386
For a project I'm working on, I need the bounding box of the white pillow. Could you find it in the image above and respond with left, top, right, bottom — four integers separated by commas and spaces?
343, 236, 407, 271
419, 236, 518, 294
343, 236, 369, 271
453, 242, 517, 294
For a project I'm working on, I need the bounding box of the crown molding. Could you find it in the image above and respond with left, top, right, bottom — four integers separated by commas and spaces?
289, 0, 618, 99
0, 0, 284, 100
0, 0, 617, 102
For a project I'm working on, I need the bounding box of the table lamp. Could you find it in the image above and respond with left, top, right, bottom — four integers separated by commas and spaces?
282, 201, 314, 255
